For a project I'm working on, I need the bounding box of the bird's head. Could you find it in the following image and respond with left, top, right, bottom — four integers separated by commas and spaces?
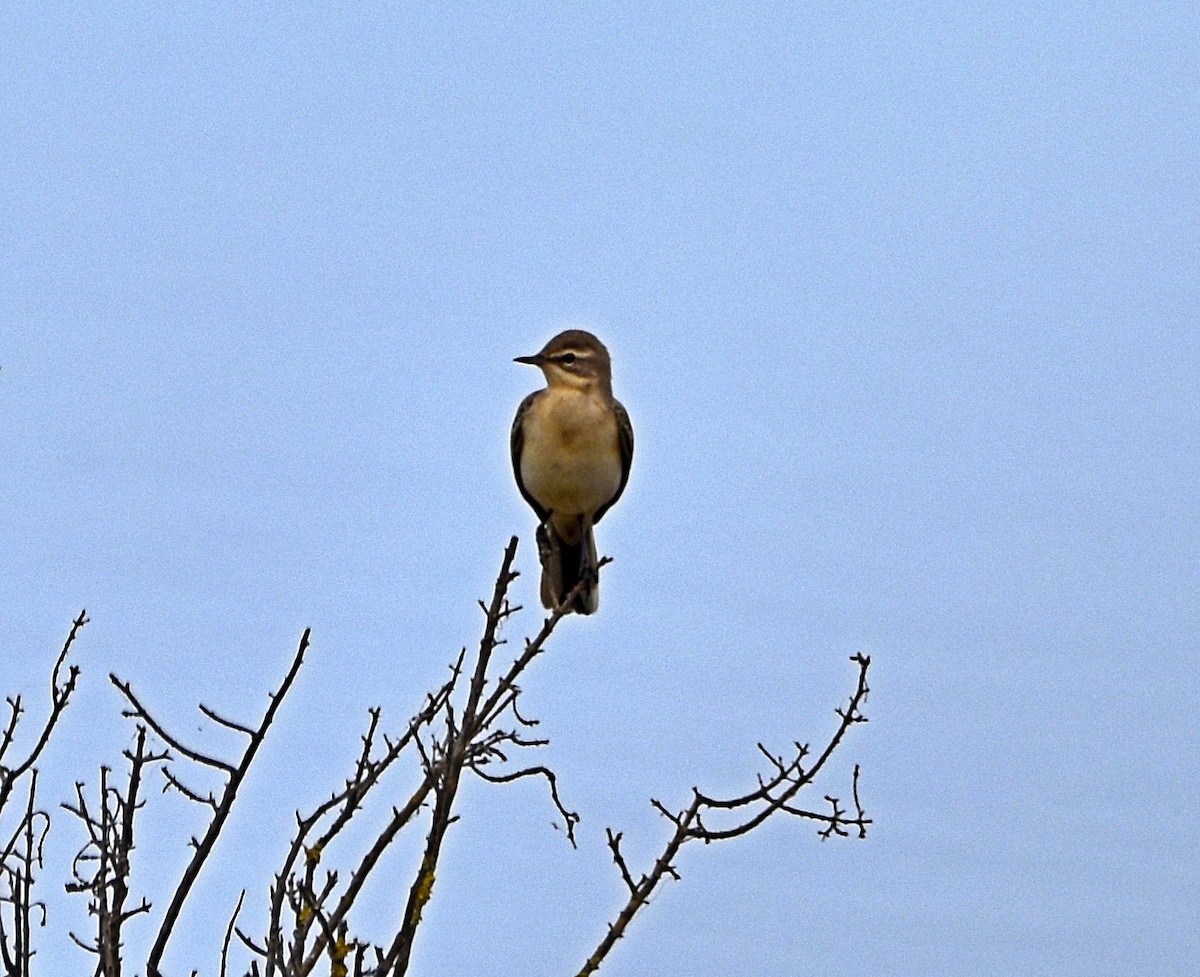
515, 330, 613, 393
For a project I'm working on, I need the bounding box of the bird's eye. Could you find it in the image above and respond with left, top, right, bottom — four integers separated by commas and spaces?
560, 353, 577, 365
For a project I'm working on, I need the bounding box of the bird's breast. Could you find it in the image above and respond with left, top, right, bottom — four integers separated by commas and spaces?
520, 389, 622, 524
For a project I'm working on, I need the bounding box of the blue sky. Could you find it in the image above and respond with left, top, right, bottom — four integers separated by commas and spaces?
2, 4, 1198, 975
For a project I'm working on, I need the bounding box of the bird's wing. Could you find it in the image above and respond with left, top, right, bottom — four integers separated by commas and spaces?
593, 398, 634, 525
511, 391, 550, 521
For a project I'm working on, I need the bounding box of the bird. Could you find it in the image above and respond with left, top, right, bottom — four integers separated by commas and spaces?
511, 330, 634, 614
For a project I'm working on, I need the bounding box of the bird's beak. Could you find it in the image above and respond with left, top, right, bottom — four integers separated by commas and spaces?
514, 353, 545, 366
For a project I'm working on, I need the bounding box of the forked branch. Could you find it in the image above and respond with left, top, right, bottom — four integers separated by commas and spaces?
239, 537, 591, 977
0, 612, 87, 977
577, 653, 872, 976
0, 611, 87, 815
62, 726, 163, 974
108, 629, 311, 976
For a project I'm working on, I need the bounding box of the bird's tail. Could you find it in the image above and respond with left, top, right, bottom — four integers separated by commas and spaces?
537, 521, 599, 615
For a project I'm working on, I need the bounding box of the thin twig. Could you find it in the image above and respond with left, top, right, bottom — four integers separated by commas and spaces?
0, 611, 87, 814
221, 890, 246, 977
110, 677, 236, 776
145, 629, 311, 977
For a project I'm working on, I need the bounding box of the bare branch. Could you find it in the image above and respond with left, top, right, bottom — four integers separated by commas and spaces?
160, 766, 220, 811
688, 653, 871, 843
0, 611, 87, 815
220, 891, 246, 977
475, 558, 611, 734
577, 654, 872, 976
264, 660, 463, 976
0, 697, 22, 770
62, 727, 163, 976
374, 538, 524, 977
1, 556, 872, 977
0, 614, 89, 977
109, 676, 236, 776
472, 764, 580, 846
604, 830, 636, 895
777, 764, 873, 840
199, 704, 256, 738
381, 538, 596, 976
145, 628, 311, 977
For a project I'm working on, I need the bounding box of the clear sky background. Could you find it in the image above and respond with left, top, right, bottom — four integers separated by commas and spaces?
2, 4, 1197, 976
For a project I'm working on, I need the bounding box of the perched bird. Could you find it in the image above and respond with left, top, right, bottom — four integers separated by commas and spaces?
511, 330, 634, 614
